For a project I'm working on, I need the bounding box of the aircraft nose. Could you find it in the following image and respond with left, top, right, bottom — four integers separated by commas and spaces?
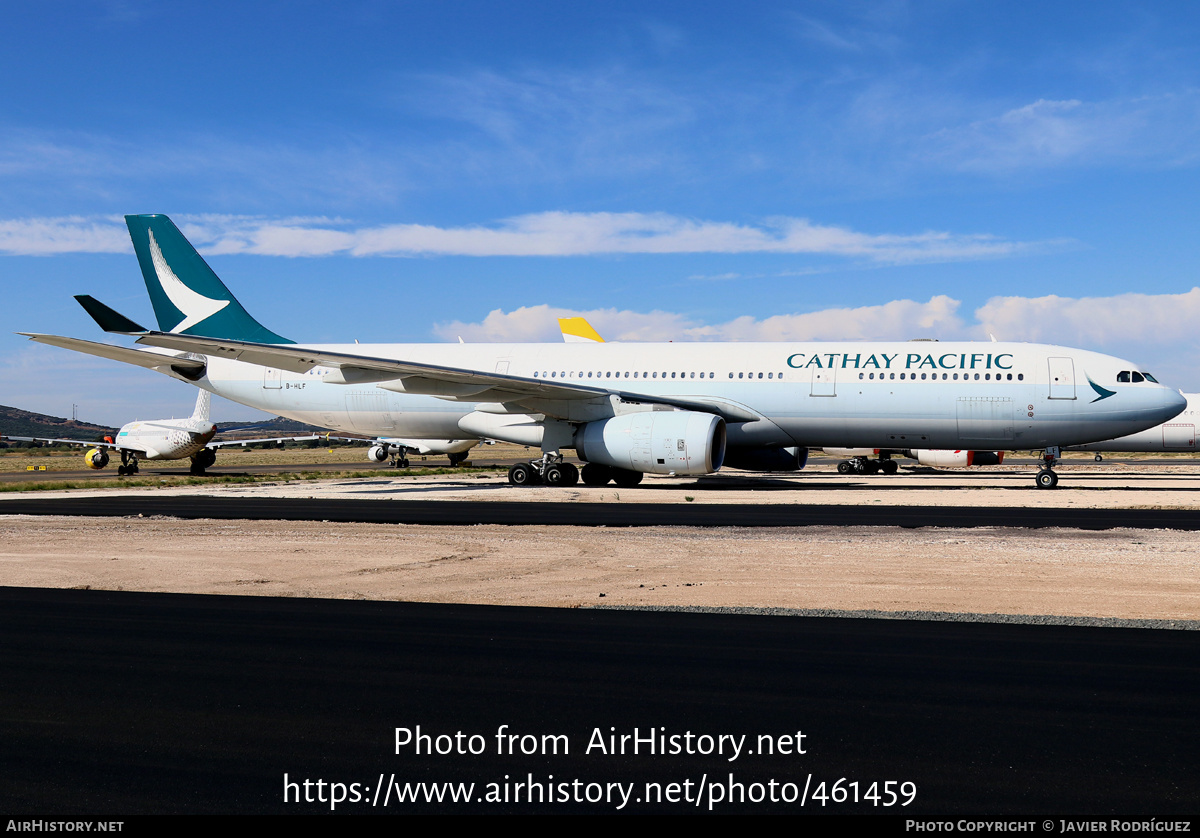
1156, 387, 1187, 423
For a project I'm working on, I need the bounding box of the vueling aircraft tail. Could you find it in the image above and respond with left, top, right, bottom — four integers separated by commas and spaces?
124, 214, 293, 344
191, 389, 212, 422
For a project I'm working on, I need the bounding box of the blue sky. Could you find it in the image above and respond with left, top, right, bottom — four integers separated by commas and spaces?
4, 1, 1200, 423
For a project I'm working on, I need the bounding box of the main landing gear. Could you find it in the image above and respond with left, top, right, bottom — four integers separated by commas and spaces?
836, 456, 899, 476
507, 453, 580, 487
116, 449, 140, 476
1036, 447, 1061, 489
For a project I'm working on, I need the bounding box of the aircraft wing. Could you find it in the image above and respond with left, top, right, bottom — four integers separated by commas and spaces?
131, 332, 762, 422
18, 334, 207, 375
206, 434, 323, 449
1, 434, 151, 455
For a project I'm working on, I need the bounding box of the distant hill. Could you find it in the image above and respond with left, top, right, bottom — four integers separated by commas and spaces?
214, 416, 331, 433
0, 405, 118, 441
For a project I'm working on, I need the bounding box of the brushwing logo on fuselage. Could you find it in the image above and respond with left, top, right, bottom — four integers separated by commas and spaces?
1087, 375, 1117, 403
148, 229, 229, 333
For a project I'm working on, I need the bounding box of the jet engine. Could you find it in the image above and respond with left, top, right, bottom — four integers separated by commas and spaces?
723, 446, 808, 472
367, 444, 388, 463
84, 448, 109, 469
192, 448, 217, 470
575, 411, 726, 475
914, 449, 1004, 468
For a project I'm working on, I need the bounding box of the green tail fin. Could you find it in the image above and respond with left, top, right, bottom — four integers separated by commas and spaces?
124, 214, 293, 344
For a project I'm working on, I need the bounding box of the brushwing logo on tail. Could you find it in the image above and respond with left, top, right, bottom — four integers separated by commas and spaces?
148, 229, 229, 333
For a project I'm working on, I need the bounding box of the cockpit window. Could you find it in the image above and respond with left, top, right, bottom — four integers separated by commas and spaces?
1117, 371, 1131, 383
1131, 372, 1145, 383
1143, 372, 1159, 383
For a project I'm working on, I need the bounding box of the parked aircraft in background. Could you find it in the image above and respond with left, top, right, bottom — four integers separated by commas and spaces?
822, 447, 1004, 474
20, 214, 1186, 489
365, 437, 475, 468
1, 390, 318, 475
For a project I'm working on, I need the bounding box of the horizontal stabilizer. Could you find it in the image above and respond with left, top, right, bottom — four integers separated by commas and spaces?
75, 295, 148, 334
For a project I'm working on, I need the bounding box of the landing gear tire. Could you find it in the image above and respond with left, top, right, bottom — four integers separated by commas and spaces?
508, 463, 536, 486
448, 452, 469, 467
881, 459, 898, 475
1094, 453, 1103, 463
544, 463, 579, 487
612, 469, 644, 488
1036, 469, 1059, 489
581, 463, 612, 486
865, 460, 881, 475
117, 465, 128, 476
837, 461, 852, 475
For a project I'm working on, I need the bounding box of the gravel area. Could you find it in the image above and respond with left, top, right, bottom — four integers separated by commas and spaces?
2, 514, 1197, 626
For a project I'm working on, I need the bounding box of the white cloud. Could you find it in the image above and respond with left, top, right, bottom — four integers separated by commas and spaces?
0, 211, 1044, 264
928, 93, 1200, 172
0, 216, 129, 255
974, 287, 1200, 347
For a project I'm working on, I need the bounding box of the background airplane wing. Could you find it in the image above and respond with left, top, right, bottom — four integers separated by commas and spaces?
132, 332, 762, 422
206, 434, 323, 449
1, 434, 150, 454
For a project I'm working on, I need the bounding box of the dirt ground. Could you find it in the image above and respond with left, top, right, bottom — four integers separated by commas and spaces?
2, 514, 1197, 622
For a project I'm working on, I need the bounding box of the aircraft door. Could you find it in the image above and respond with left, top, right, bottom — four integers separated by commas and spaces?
1162, 424, 1196, 450
1047, 357, 1076, 400
810, 366, 836, 397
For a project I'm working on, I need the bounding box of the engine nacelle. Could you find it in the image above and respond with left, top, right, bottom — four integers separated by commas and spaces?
914, 449, 1004, 468
367, 444, 389, 463
723, 446, 808, 472
575, 411, 726, 475
192, 448, 217, 470
84, 448, 109, 470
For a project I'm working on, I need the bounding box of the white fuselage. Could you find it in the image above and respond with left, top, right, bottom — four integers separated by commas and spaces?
1070, 393, 1198, 453
188, 340, 1184, 453
114, 417, 217, 460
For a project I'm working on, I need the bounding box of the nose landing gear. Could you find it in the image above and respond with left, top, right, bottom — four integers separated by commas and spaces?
1036, 447, 1061, 489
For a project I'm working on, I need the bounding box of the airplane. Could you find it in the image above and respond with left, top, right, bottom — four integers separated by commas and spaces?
18, 214, 1187, 490
2, 390, 320, 475
365, 437, 475, 468
821, 447, 1004, 474
1069, 390, 1197, 461
825, 384, 1195, 471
